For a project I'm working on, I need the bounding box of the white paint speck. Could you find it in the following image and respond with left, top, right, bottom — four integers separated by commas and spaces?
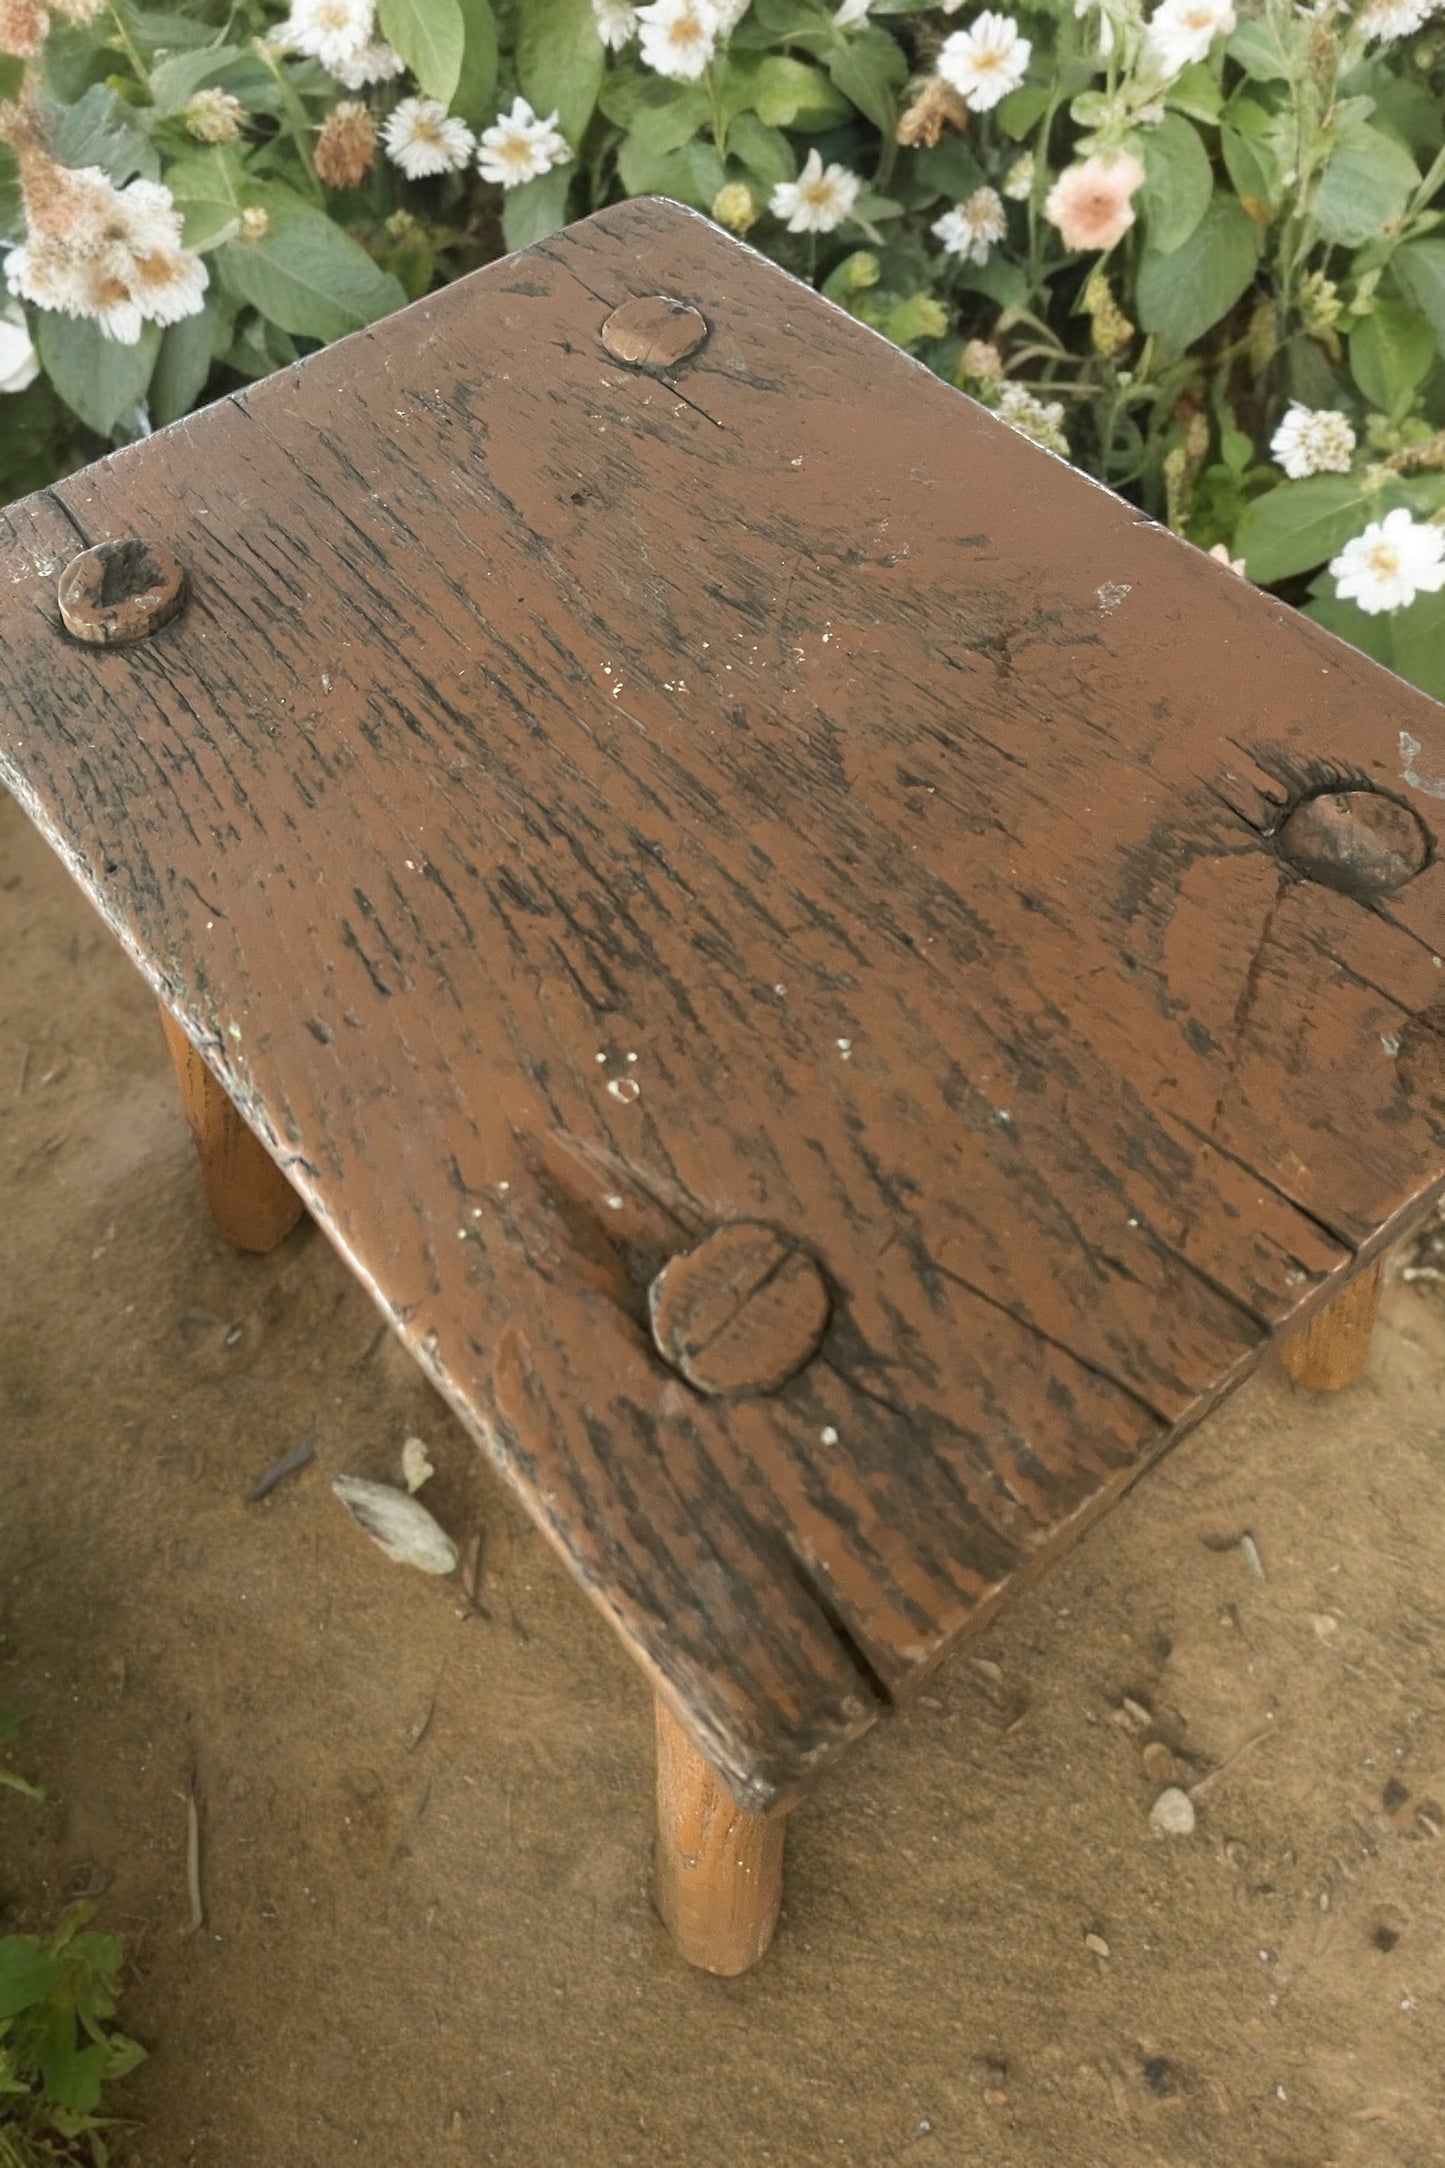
1401, 729, 1445, 798
608, 1077, 640, 1103
1382, 1034, 1401, 1056
1096, 581, 1132, 612
774, 983, 787, 997
498, 1180, 510, 1193
605, 1194, 624, 1210
626, 1051, 638, 1063
820, 1426, 839, 1445
996, 1108, 1012, 1124
595, 1051, 607, 1063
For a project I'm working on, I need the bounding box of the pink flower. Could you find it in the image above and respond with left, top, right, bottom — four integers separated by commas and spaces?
1043, 152, 1146, 252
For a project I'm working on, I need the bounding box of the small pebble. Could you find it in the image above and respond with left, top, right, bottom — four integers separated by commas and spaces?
1149, 1786, 1197, 1838
1084, 1932, 1110, 1959
401, 1436, 435, 1493
1141, 1741, 1176, 1784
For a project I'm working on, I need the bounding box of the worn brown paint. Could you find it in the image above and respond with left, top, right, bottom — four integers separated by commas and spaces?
56, 538, 187, 646
2, 201, 1444, 1820
1278, 1258, 1384, 1392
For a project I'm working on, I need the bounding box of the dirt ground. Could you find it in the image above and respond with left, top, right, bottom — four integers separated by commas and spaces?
4, 785, 1445, 2168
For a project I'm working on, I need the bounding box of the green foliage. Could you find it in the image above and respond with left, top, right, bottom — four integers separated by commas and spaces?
0, 1723, 141, 2165
0, 0, 1443, 703
0, 1906, 144, 2165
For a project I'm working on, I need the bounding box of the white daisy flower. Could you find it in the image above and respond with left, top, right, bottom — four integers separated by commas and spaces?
128, 245, 210, 327
1359, 0, 1435, 36
1143, 0, 1236, 77
1208, 543, 1247, 576
5, 238, 84, 315
932, 186, 1007, 264
770, 147, 862, 235
283, 0, 376, 74
477, 97, 572, 188
636, 0, 719, 78
382, 96, 476, 179
593, 0, 639, 44
1270, 403, 1356, 480
329, 37, 404, 84
937, 12, 1031, 111
116, 177, 186, 255
0, 302, 39, 395
1330, 509, 1445, 615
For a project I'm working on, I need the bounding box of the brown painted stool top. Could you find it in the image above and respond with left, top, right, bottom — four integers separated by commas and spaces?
3, 198, 1445, 1819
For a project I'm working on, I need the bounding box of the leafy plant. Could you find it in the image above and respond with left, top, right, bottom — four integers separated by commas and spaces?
0, 1907, 144, 2167
1, 0, 1444, 696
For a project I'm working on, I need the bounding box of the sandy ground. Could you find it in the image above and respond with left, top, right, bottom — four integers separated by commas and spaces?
4, 783, 1445, 2168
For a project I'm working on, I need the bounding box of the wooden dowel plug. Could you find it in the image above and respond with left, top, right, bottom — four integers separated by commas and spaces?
654, 1697, 786, 1976
158, 1005, 303, 1254
1278, 1258, 1384, 1393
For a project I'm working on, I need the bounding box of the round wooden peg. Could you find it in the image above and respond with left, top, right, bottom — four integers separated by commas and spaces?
1276, 788, 1428, 898
600, 295, 708, 370
649, 1222, 829, 1398
57, 539, 188, 647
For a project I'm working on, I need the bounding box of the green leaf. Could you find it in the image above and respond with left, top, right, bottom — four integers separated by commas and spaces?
1350, 300, 1435, 415
36, 314, 161, 436
912, 136, 985, 203
1139, 113, 1213, 256
452, 0, 499, 127
1221, 96, 1285, 212
0, 1940, 62, 2019
1236, 474, 1383, 583
0, 54, 24, 103
38, 2007, 108, 2116
50, 84, 158, 184
1166, 62, 1223, 125
996, 82, 1049, 140
166, 147, 250, 251
728, 111, 796, 187
129, 7, 220, 50
726, 53, 852, 130
148, 45, 276, 117
376, 0, 464, 106
1305, 585, 1445, 701
516, 0, 604, 144
500, 165, 573, 250
827, 28, 908, 136
1226, 13, 1299, 79
217, 208, 406, 342
957, 257, 1027, 308
1310, 123, 1419, 248
1352, 62, 1444, 159
1393, 239, 1445, 355
150, 304, 217, 427
1135, 194, 1260, 350
616, 86, 710, 163
617, 133, 725, 209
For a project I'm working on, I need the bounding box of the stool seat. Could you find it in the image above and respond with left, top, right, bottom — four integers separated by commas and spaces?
2, 199, 1444, 1838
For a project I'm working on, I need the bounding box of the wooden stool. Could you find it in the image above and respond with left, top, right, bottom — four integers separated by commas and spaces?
3, 200, 1443, 1976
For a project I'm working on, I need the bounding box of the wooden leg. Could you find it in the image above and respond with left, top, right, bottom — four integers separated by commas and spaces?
158, 1006, 303, 1254
1278, 1258, 1384, 1392
654, 1698, 787, 1975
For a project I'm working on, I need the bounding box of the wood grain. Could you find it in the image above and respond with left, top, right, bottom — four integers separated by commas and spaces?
654, 1696, 786, 1974
1278, 1257, 1384, 1392
2, 199, 1444, 1809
